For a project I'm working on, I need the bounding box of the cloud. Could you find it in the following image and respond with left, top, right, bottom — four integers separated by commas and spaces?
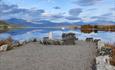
91, 13, 115, 21
42, 11, 82, 21
47, 0, 54, 3
30, 9, 45, 16
87, 8, 97, 11
42, 12, 64, 20
81, 17, 97, 22
0, 4, 44, 15
51, 15, 63, 19
101, 13, 113, 16
53, 6, 61, 9
69, 8, 82, 16
74, 0, 102, 6
110, 7, 115, 11
0, 2, 45, 20
0, 3, 17, 11
65, 16, 81, 20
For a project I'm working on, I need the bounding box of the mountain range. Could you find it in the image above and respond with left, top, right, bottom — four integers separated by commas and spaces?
6, 18, 72, 27
6, 18, 115, 27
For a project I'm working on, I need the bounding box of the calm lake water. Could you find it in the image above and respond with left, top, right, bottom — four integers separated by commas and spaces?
0, 28, 115, 44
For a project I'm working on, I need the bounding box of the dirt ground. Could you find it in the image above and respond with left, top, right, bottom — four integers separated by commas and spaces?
0, 41, 97, 70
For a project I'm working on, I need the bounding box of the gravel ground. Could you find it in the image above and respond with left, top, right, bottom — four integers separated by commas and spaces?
0, 41, 97, 70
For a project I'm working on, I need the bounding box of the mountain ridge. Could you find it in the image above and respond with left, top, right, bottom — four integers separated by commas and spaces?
6, 18, 115, 27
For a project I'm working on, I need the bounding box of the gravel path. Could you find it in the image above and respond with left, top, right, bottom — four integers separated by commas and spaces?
0, 41, 97, 70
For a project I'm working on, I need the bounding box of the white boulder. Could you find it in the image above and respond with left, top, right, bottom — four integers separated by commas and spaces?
0, 44, 8, 51
96, 55, 115, 70
97, 41, 105, 49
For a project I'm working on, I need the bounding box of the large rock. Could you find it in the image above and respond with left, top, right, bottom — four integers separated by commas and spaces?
96, 55, 115, 70
0, 44, 8, 51
40, 33, 77, 45
0, 37, 13, 50
86, 38, 94, 42
97, 41, 105, 50
62, 33, 76, 45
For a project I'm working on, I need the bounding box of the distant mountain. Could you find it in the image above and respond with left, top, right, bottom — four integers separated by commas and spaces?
6, 18, 71, 27
6, 18, 115, 27
35, 20, 71, 27
6, 18, 36, 27
72, 20, 115, 25
72, 21, 86, 25
84, 20, 115, 25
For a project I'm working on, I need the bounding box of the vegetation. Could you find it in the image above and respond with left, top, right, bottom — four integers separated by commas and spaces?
97, 25, 115, 32
110, 46, 115, 66
0, 20, 9, 29
0, 20, 9, 33
81, 24, 94, 33
81, 24, 115, 33
0, 20, 23, 33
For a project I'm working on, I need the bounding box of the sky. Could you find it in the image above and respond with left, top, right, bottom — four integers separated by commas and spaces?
0, 0, 115, 22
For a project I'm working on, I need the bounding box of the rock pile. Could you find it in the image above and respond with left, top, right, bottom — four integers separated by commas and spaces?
0, 37, 13, 51
40, 33, 77, 45
62, 33, 77, 45
98, 47, 112, 56
96, 43, 115, 70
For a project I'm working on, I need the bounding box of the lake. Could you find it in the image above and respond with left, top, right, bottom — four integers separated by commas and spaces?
0, 28, 115, 44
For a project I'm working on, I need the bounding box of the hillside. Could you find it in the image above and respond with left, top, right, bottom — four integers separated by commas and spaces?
0, 20, 23, 29
0, 20, 22, 33
6, 18, 71, 27
0, 20, 9, 25
0, 20, 9, 29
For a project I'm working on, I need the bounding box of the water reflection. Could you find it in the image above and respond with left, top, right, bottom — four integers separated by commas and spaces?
0, 27, 115, 44
1, 27, 115, 35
